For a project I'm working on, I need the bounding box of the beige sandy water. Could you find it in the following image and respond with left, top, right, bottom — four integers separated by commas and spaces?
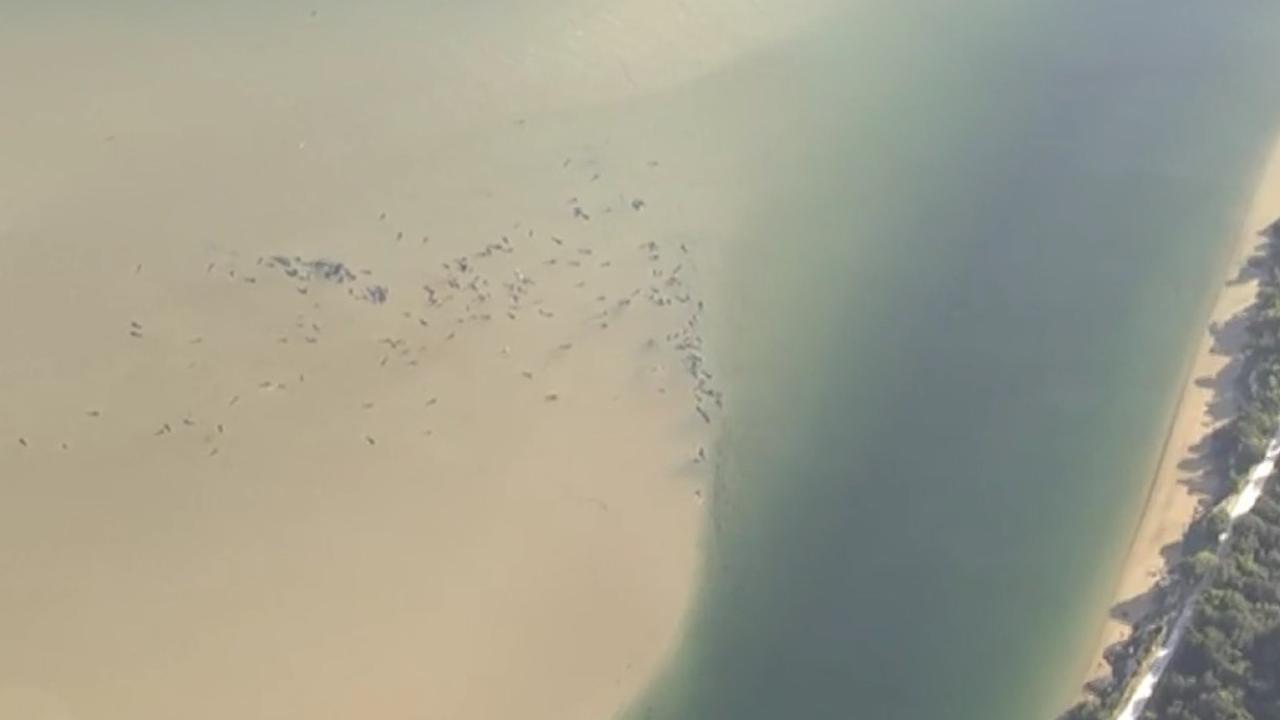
1075, 134, 1280, 695
0, 3, 829, 718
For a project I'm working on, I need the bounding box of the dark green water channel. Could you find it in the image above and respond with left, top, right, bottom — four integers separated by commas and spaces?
634, 3, 1280, 719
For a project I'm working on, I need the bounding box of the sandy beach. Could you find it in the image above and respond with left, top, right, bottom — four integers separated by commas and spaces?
0, 3, 829, 719
1075, 133, 1280, 695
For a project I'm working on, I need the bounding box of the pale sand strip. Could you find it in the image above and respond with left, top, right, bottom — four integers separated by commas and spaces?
1073, 134, 1280, 700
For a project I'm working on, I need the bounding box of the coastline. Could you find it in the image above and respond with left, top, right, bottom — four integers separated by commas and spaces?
1073, 133, 1280, 700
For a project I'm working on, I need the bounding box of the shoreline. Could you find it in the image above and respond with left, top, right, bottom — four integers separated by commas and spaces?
1071, 132, 1280, 704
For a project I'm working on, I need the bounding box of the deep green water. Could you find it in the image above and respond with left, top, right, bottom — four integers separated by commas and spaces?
633, 3, 1280, 719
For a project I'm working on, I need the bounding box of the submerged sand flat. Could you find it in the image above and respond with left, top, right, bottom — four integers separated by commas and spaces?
0, 3, 829, 718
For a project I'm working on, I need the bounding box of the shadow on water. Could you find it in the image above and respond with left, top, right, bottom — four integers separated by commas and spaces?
1087, 229, 1277, 697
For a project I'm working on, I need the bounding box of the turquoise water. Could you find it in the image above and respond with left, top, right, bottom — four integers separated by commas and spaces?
634, 3, 1280, 719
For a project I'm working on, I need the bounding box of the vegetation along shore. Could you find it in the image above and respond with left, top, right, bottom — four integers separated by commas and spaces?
1063, 193, 1280, 720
